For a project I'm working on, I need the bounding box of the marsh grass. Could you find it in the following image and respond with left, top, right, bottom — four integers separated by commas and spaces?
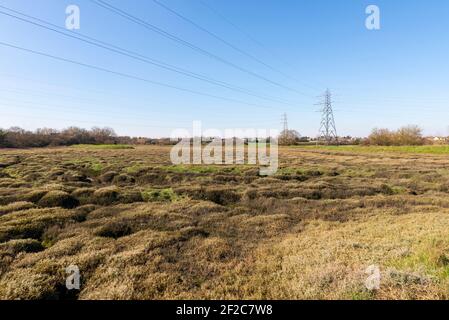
299, 145, 449, 154
1, 145, 449, 299
71, 144, 134, 150
141, 188, 178, 202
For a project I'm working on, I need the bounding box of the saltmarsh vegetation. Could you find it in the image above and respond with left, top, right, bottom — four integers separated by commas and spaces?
1, 145, 449, 299
301, 145, 449, 154
71, 144, 134, 150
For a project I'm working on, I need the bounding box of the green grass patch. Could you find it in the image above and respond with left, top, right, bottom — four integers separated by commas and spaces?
342, 168, 376, 178
388, 238, 449, 282
160, 164, 257, 175
391, 186, 408, 194
64, 157, 103, 174
90, 163, 103, 173
276, 167, 303, 175
3, 167, 20, 178
346, 290, 375, 300
125, 165, 146, 174
297, 145, 449, 154
141, 188, 178, 202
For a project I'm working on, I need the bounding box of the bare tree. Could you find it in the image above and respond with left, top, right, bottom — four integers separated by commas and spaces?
367, 125, 424, 146
278, 129, 301, 146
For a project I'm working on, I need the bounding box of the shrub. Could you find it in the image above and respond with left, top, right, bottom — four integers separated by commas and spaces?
367, 125, 424, 146
0, 126, 123, 148
278, 129, 301, 146
396, 125, 424, 145
37, 191, 79, 209
367, 128, 395, 146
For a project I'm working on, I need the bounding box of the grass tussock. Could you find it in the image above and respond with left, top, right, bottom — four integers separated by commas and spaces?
38, 191, 79, 209
71, 144, 134, 150
1, 145, 449, 299
0, 202, 36, 215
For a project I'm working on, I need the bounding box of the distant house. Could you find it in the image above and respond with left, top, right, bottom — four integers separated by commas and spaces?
425, 136, 447, 144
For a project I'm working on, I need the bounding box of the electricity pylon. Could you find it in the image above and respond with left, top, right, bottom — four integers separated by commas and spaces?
317, 89, 338, 144
281, 113, 288, 133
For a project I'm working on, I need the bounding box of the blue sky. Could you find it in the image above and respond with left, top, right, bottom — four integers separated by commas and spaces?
0, 0, 448, 137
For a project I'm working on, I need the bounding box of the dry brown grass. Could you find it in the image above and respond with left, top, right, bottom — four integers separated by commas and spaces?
1, 145, 449, 299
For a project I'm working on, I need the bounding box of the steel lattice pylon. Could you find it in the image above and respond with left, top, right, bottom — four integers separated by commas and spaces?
317, 89, 338, 144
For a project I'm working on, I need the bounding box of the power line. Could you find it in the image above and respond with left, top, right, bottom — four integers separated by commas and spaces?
0, 41, 287, 110
151, 0, 306, 85
316, 89, 338, 144
0, 6, 297, 107
198, 0, 269, 54
90, 0, 314, 97
197, 0, 326, 92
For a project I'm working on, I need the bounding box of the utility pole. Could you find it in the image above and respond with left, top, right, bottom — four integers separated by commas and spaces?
317, 89, 338, 145
281, 113, 288, 134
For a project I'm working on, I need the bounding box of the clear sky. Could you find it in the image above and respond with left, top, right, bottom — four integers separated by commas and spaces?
0, 0, 448, 137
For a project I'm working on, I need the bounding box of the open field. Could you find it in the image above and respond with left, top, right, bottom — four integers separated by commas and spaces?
2, 145, 449, 299
300, 145, 449, 154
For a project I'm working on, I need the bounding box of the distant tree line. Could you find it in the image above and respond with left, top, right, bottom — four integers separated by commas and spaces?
276, 125, 433, 146
0, 124, 440, 148
0, 126, 143, 148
